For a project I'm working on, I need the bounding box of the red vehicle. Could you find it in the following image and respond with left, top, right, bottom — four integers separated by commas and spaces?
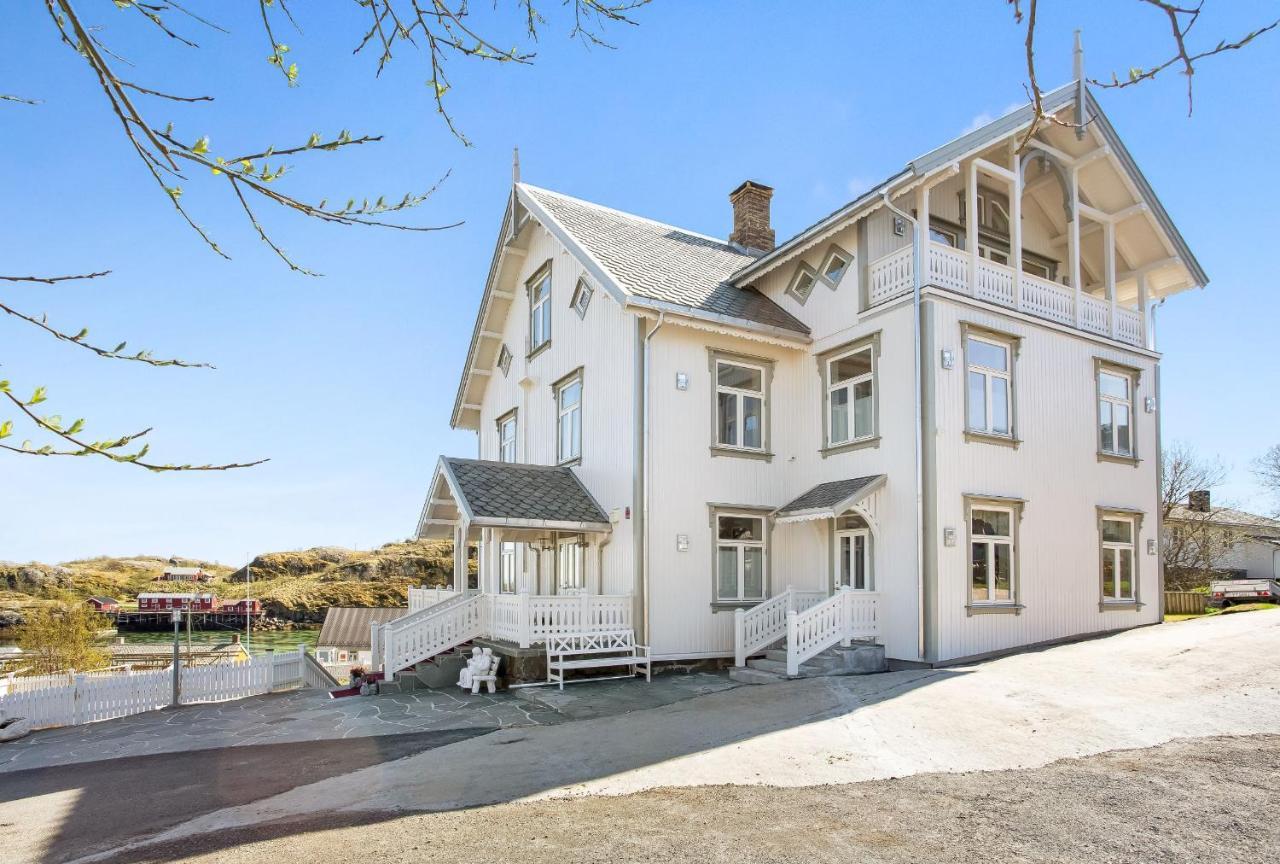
220, 599, 262, 614
137, 593, 218, 612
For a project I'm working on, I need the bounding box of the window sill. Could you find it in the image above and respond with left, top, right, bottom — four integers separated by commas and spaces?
821, 436, 880, 457
709, 445, 774, 463
964, 430, 1021, 449
526, 341, 552, 362
1099, 600, 1143, 612
711, 600, 767, 611
1097, 451, 1140, 466
966, 603, 1023, 616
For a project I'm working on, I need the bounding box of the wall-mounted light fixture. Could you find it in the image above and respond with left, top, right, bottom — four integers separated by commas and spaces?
1144, 397, 1156, 413
893, 215, 906, 236
943, 527, 956, 547
941, 349, 955, 370
676, 534, 689, 552
676, 372, 689, 391
1146, 538, 1157, 555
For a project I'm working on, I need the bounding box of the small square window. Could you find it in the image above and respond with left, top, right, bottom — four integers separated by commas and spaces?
820, 246, 852, 287
497, 344, 513, 377
570, 278, 593, 319
786, 264, 818, 305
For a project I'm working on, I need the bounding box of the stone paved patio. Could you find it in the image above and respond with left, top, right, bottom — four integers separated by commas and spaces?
0, 670, 739, 774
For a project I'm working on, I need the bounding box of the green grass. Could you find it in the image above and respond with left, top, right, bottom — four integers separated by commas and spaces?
1164, 602, 1278, 623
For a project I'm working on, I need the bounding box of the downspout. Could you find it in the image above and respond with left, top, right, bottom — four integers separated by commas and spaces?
1151, 298, 1167, 621
641, 313, 666, 646
881, 189, 927, 661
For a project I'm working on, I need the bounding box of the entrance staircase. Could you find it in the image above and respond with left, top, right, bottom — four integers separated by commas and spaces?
731, 586, 885, 684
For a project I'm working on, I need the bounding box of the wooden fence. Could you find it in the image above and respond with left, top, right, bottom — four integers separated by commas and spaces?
1164, 591, 1207, 616
0, 645, 323, 730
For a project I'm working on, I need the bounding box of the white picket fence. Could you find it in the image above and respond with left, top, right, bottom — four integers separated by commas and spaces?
0, 646, 325, 730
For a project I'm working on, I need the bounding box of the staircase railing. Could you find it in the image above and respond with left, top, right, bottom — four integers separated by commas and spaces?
734, 587, 827, 667
786, 589, 881, 676
379, 592, 482, 674
408, 585, 461, 614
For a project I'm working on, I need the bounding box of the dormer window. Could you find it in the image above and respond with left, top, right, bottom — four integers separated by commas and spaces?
570, 278, 593, 319
786, 264, 818, 305
528, 263, 552, 356
820, 246, 852, 287
497, 344, 513, 377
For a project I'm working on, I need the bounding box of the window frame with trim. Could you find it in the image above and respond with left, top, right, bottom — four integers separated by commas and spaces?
961, 323, 1020, 446
1098, 507, 1143, 608
964, 495, 1025, 614
497, 343, 513, 377
553, 368, 583, 465
708, 349, 773, 461
786, 262, 818, 305
499, 541, 520, 594
527, 262, 553, 358
819, 333, 879, 456
496, 409, 517, 463
555, 534, 587, 594
819, 244, 852, 288
1095, 360, 1140, 464
570, 277, 593, 320
709, 505, 771, 607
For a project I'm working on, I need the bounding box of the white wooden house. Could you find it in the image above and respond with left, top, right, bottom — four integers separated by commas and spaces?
392, 79, 1206, 680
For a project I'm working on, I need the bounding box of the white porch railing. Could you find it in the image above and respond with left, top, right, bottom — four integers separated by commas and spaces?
0, 646, 323, 730
377, 592, 635, 674
867, 242, 1146, 347
408, 585, 461, 613
733, 587, 827, 667
785, 589, 881, 677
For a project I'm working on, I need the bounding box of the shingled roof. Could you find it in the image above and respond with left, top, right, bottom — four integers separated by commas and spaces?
520, 185, 810, 338
774, 475, 886, 521
318, 607, 407, 651
419, 457, 613, 538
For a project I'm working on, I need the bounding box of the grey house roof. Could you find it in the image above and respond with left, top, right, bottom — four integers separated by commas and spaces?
318, 607, 407, 651
775, 475, 886, 521
419, 457, 613, 538
521, 185, 810, 337
1167, 504, 1280, 537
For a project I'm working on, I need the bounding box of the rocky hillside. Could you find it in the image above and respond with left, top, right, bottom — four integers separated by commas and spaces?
0, 541, 467, 630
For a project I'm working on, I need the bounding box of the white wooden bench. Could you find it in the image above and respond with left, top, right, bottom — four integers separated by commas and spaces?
545, 630, 651, 689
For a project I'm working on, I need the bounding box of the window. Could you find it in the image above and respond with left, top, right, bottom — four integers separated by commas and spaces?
1100, 517, 1135, 602
499, 542, 519, 594
497, 344, 513, 376
930, 226, 957, 247
715, 514, 766, 602
570, 278, 593, 319
716, 360, 765, 451
1098, 368, 1134, 457
828, 346, 874, 446
820, 245, 852, 286
966, 335, 1012, 437
786, 264, 818, 304
556, 373, 582, 463
528, 265, 552, 354
970, 506, 1015, 605
1022, 258, 1051, 279
556, 537, 585, 593
497, 411, 517, 463
835, 514, 871, 591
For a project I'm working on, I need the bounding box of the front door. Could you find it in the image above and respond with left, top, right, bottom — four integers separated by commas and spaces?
836, 529, 870, 591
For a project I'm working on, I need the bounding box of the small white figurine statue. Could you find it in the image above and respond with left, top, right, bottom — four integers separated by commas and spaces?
458, 646, 485, 690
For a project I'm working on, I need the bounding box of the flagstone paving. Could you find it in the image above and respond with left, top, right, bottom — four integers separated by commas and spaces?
0, 671, 738, 773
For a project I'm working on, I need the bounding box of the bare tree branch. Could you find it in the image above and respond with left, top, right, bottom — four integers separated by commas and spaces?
1, 271, 112, 285
0, 298, 212, 368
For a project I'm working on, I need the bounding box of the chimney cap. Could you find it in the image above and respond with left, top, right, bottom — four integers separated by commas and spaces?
729, 179, 773, 198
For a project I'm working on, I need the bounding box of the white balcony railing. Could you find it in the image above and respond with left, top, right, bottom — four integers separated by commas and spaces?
408, 585, 461, 613
868, 242, 1147, 348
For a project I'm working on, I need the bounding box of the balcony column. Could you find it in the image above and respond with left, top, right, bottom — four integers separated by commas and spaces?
453, 521, 470, 592
1010, 149, 1023, 310
1137, 272, 1151, 349
1069, 166, 1082, 327
1105, 220, 1117, 338
967, 160, 979, 293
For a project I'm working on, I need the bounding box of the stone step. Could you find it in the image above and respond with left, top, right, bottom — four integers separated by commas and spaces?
746, 657, 827, 678
743, 643, 888, 681
729, 666, 784, 685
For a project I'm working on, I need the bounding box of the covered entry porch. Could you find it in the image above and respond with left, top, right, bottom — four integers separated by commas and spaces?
388, 457, 633, 674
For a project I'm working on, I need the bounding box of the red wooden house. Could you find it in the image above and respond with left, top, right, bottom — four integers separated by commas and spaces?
220, 598, 262, 614
86, 596, 120, 612
137, 593, 218, 612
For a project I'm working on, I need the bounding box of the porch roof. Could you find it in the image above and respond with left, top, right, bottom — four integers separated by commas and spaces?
773, 475, 886, 523
417, 457, 613, 539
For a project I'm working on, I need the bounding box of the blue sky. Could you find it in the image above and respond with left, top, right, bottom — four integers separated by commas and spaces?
2, 2, 1276, 565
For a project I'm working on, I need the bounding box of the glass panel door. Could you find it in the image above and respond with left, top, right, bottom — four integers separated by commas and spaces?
836, 529, 870, 591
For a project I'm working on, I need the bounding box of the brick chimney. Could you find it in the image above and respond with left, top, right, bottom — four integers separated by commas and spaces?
728, 180, 775, 253
1188, 489, 1211, 513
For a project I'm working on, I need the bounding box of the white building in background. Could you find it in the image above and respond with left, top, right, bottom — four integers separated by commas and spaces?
397, 79, 1206, 678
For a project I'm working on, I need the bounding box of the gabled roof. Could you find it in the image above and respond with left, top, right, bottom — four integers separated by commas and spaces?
417, 457, 612, 539
87, 596, 118, 604
519, 184, 810, 337
774, 475, 886, 523
732, 82, 1208, 290
1167, 503, 1280, 537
